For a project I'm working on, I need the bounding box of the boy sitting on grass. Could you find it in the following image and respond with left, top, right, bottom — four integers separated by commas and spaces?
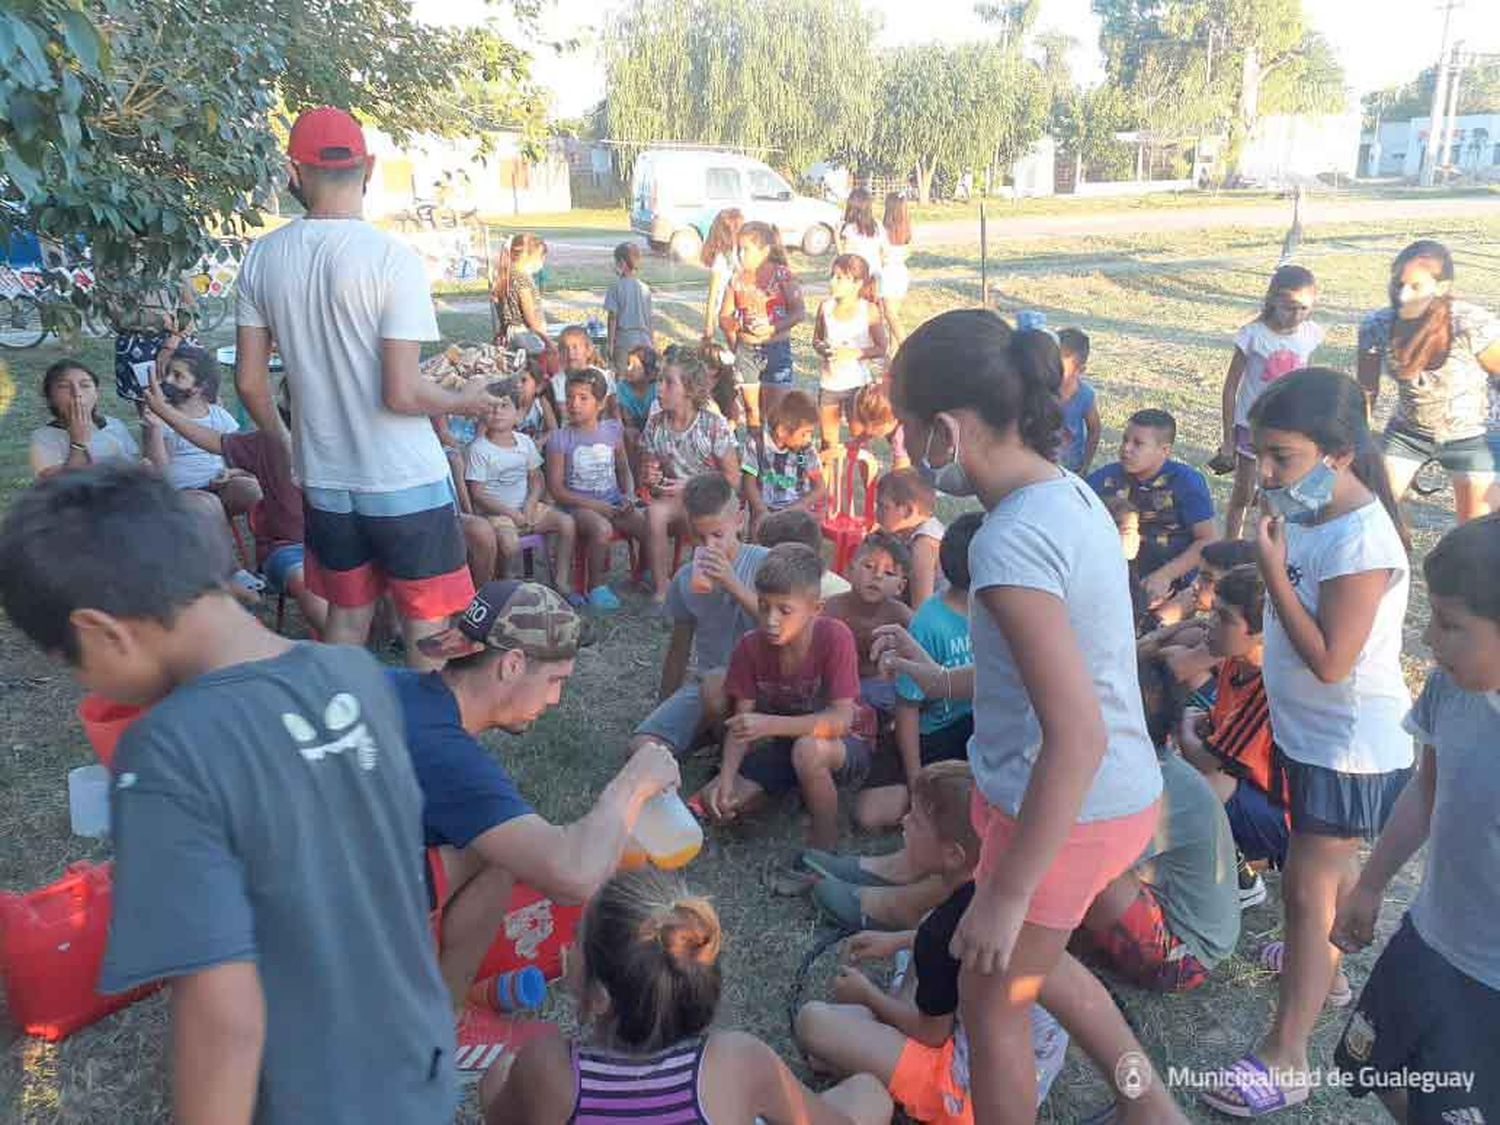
1070, 659, 1241, 993
855, 514, 980, 832
0, 466, 456, 1123
873, 469, 943, 606
1088, 408, 1216, 613
758, 507, 851, 599
1177, 565, 1287, 906
631, 474, 769, 759
824, 530, 913, 726
795, 761, 1068, 1125
1331, 514, 1500, 1125
697, 543, 869, 862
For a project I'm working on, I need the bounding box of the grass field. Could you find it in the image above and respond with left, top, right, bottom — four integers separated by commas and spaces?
2, 210, 1497, 1123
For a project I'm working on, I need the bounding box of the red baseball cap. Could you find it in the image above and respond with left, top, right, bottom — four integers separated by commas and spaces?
287, 107, 368, 168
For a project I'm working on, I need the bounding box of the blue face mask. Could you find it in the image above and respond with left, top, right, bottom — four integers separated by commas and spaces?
920, 420, 977, 497
1262, 459, 1337, 524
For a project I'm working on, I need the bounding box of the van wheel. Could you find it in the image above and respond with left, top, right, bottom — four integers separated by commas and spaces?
669, 228, 703, 262
801, 224, 835, 257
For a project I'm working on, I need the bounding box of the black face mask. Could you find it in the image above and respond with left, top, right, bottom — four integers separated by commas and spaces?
162, 383, 193, 406
287, 176, 309, 210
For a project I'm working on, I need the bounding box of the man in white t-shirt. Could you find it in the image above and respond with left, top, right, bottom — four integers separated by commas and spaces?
234, 107, 496, 666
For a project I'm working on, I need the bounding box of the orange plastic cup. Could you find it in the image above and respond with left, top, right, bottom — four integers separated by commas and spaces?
76, 695, 145, 769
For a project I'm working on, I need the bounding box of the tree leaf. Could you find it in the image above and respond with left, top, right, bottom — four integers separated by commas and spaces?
59, 10, 103, 75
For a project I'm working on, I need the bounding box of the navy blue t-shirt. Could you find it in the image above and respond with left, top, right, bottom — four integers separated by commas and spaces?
1087, 458, 1214, 577
388, 669, 535, 849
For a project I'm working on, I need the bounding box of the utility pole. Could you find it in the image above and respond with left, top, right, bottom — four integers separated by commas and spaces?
1437, 42, 1467, 182
1421, 0, 1461, 186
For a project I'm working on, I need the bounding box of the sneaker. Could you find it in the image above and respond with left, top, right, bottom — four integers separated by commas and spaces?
1031, 1005, 1070, 1106
232, 568, 266, 594
587, 584, 621, 612
1238, 858, 1267, 910
564, 591, 588, 610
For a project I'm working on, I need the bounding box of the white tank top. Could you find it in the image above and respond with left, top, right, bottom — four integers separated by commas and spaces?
840, 224, 887, 275
820, 298, 876, 392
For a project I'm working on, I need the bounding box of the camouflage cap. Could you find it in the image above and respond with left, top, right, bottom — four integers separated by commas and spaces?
417, 580, 581, 663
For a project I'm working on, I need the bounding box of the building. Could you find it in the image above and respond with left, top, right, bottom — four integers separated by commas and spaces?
362, 129, 571, 220
1362, 113, 1500, 179
1236, 113, 1363, 187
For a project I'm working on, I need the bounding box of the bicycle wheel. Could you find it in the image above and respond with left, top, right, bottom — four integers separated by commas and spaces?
0, 295, 47, 349
195, 293, 231, 332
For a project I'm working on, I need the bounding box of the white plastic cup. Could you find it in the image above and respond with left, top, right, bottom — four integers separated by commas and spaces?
68, 765, 111, 838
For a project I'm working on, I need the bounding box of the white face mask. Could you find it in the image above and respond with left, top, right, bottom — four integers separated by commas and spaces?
919, 417, 977, 497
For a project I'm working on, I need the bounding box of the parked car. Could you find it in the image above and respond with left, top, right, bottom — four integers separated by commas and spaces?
630, 149, 842, 261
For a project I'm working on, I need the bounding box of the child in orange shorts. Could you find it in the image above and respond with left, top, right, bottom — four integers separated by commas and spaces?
794, 761, 1068, 1123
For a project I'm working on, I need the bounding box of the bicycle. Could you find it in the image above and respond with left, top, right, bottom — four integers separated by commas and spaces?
0, 263, 93, 349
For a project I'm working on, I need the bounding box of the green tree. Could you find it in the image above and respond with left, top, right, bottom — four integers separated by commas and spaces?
602, 0, 877, 175
1, 0, 540, 316
974, 0, 1042, 51
857, 43, 1046, 203
1092, 0, 1348, 177
1364, 61, 1500, 128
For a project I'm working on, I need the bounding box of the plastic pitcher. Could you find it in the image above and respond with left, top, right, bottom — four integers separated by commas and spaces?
68, 765, 111, 838
629, 790, 703, 870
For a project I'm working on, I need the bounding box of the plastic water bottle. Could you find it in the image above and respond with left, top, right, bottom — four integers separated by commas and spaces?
482, 966, 547, 1013
629, 791, 704, 870
67, 765, 111, 838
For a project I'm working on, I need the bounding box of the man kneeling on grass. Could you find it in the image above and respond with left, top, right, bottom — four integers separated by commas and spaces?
394, 580, 680, 1007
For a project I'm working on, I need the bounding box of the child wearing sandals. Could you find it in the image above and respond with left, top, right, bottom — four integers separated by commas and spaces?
1202, 368, 1415, 1119
796, 761, 1069, 1125
481, 868, 891, 1125
1329, 514, 1500, 1125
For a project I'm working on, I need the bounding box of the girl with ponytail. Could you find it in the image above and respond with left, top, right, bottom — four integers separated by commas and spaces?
482, 869, 891, 1125
1358, 239, 1500, 523
880, 309, 1187, 1124
1202, 366, 1415, 1117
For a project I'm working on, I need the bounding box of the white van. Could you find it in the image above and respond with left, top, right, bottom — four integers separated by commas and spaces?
630, 149, 842, 261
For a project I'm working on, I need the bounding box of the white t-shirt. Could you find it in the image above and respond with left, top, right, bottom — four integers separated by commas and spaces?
464, 432, 541, 512
163, 404, 238, 489
967, 473, 1163, 821
1262, 501, 1413, 774
839, 224, 887, 275
236, 218, 445, 493
1232, 320, 1325, 429
29, 416, 139, 476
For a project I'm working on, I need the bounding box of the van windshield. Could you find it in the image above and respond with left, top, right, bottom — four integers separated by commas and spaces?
748, 168, 789, 200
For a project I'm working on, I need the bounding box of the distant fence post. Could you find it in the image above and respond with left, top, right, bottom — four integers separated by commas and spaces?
979, 201, 989, 307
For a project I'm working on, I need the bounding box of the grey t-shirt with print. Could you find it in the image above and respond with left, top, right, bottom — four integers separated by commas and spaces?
1359, 300, 1500, 443
666, 543, 770, 671
101, 643, 457, 1124
966, 473, 1163, 820
1137, 753, 1241, 969
1405, 669, 1500, 990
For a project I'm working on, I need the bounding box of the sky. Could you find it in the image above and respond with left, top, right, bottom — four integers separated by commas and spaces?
414, 0, 1500, 118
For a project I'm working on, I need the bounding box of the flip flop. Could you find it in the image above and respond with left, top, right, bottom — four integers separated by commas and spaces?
799, 848, 898, 887
1200, 1054, 1311, 1118
810, 878, 868, 932
1258, 941, 1352, 1007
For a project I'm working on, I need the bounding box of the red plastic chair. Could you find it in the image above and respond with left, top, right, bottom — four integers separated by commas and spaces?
571, 528, 645, 593
819, 446, 880, 575
245, 502, 288, 632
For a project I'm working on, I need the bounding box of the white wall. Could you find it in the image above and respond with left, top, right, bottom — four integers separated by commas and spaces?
363, 130, 571, 219
1238, 113, 1362, 186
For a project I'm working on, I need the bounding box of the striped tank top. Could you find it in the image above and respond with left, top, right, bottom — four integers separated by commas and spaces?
570, 1037, 710, 1124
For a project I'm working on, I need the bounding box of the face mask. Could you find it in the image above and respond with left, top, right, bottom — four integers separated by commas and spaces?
1262, 458, 1337, 524
920, 419, 977, 497
161, 383, 193, 406
287, 175, 308, 211
1395, 288, 1435, 321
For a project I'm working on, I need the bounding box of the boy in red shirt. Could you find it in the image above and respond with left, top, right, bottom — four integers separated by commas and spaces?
698, 543, 871, 859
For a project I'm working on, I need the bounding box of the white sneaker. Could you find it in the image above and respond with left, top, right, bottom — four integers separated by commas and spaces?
1238, 871, 1268, 910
